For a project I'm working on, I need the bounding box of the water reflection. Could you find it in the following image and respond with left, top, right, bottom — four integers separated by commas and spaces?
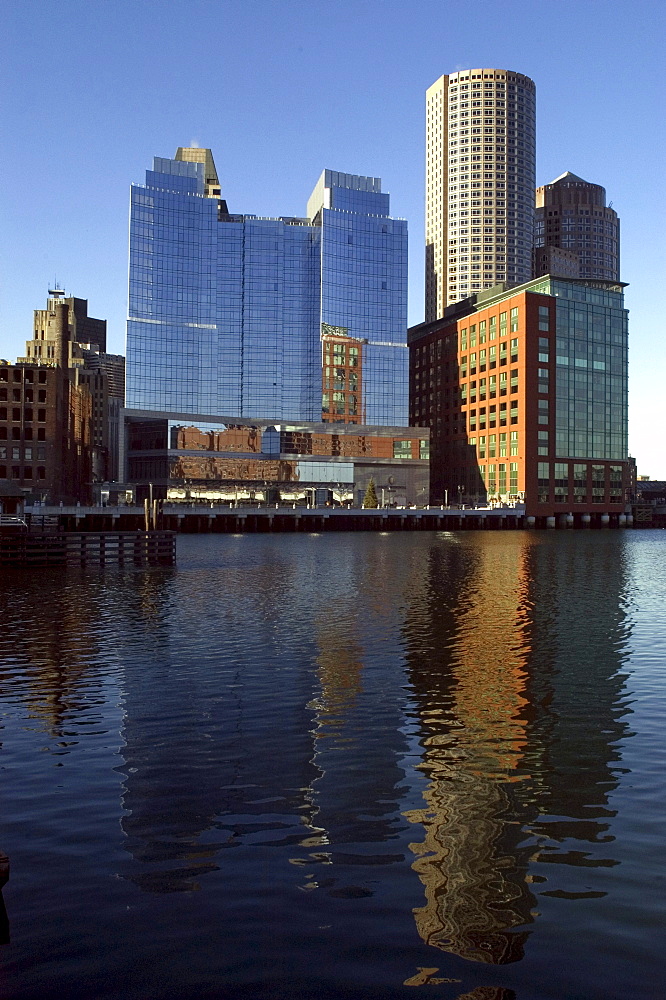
115, 554, 323, 892
0, 532, 644, 998
300, 542, 410, 882
0, 849, 8, 946
401, 533, 633, 965
0, 570, 110, 738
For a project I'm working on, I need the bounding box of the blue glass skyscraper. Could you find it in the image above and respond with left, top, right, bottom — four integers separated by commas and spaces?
126, 150, 408, 425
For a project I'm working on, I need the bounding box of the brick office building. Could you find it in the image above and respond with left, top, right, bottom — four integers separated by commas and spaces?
409, 275, 630, 521
0, 303, 93, 503
19, 291, 124, 483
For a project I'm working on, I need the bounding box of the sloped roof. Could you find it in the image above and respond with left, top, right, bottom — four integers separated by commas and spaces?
550, 171, 590, 185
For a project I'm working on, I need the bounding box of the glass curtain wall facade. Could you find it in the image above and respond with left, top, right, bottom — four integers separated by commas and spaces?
127, 156, 320, 420
309, 171, 408, 425
127, 155, 408, 426
530, 278, 628, 460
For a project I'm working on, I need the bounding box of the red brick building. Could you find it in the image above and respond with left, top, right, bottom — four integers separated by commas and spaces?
409, 276, 631, 521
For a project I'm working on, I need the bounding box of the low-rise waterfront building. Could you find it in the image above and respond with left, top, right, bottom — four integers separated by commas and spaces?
122, 410, 429, 507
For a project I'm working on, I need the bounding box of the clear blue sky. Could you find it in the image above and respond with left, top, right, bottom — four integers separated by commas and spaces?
1, 0, 664, 474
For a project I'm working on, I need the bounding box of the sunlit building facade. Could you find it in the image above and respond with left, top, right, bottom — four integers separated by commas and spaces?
409, 275, 630, 519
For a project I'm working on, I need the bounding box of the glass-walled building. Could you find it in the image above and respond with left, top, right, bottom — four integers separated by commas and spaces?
308, 170, 408, 425
126, 151, 408, 426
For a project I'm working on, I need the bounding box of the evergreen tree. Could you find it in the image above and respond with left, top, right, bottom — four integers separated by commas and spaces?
363, 478, 379, 508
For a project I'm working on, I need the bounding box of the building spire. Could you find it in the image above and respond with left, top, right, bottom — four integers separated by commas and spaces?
175, 147, 221, 198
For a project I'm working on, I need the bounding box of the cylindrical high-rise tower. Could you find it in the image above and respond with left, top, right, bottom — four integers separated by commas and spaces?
425, 68, 536, 320
533, 172, 620, 282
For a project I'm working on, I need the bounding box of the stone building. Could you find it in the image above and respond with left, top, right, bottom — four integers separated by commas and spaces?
19, 291, 124, 483
0, 302, 93, 503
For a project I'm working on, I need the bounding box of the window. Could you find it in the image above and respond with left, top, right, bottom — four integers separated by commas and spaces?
538, 305, 550, 331
510, 307, 519, 332
509, 463, 518, 490
537, 461, 549, 502
393, 440, 413, 459
419, 439, 430, 460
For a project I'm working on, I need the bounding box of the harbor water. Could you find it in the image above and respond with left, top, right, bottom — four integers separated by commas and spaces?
0, 530, 664, 999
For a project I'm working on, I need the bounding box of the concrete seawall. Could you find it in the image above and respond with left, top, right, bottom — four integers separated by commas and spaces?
23, 505, 640, 533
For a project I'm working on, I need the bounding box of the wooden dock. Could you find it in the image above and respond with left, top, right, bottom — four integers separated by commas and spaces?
0, 529, 176, 568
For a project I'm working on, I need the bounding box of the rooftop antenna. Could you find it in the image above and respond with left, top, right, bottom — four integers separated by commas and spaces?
48, 277, 65, 297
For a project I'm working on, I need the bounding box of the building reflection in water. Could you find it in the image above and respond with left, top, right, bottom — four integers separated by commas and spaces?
0, 570, 110, 739
401, 533, 632, 965
115, 555, 324, 893
289, 537, 415, 889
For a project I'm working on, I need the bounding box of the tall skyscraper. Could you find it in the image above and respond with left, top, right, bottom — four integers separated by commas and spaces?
534, 172, 620, 282
309, 170, 408, 426
126, 151, 408, 426
425, 68, 536, 320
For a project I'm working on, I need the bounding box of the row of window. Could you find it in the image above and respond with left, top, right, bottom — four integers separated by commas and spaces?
0, 466, 47, 480
537, 462, 623, 483
393, 440, 430, 460
0, 446, 47, 460
0, 408, 48, 421
0, 427, 47, 440
0, 369, 49, 384
471, 432, 519, 458
0, 389, 48, 402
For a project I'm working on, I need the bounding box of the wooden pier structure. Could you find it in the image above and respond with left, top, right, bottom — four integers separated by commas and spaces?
0, 526, 176, 568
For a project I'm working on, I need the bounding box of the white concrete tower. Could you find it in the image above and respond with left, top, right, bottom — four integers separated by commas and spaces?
425, 68, 536, 320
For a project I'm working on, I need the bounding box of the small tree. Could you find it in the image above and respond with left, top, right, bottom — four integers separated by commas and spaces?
362, 478, 379, 508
